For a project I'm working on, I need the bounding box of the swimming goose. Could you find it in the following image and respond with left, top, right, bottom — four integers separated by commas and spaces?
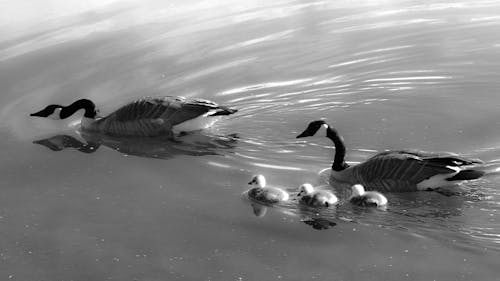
349, 184, 387, 207
296, 120, 485, 193
30, 96, 237, 137
247, 175, 290, 204
297, 183, 338, 207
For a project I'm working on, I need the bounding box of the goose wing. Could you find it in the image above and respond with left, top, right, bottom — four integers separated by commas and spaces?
108, 96, 222, 125
353, 150, 482, 191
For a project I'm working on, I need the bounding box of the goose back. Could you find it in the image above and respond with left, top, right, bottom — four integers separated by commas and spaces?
89, 96, 222, 136
345, 150, 482, 192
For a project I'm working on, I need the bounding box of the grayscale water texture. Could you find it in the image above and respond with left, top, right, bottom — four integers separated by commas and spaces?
1, 0, 499, 280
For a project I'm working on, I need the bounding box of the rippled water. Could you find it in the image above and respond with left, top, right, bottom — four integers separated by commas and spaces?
1, 0, 500, 280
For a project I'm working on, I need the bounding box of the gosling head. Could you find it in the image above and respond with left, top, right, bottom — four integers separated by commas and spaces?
351, 184, 366, 197
298, 183, 315, 197
248, 174, 266, 188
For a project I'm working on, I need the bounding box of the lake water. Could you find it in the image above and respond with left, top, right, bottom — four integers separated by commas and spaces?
1, 0, 500, 280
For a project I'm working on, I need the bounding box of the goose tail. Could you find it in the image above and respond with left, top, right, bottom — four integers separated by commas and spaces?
446, 169, 485, 181
210, 106, 238, 116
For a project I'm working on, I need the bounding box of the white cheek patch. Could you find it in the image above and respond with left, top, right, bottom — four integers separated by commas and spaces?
47, 108, 62, 120
321, 123, 329, 135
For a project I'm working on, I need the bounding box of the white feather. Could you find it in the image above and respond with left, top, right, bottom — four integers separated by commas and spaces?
416, 166, 460, 190
172, 111, 220, 134
47, 108, 62, 120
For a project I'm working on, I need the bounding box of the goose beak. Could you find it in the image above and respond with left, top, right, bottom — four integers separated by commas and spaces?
30, 111, 44, 117
296, 131, 310, 138
33, 139, 64, 151
296, 120, 326, 138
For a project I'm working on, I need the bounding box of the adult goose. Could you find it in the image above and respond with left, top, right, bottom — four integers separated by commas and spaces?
30, 96, 237, 137
296, 120, 485, 193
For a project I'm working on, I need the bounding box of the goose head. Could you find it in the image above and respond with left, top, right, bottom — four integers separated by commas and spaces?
30, 99, 98, 120
30, 105, 63, 120
248, 174, 266, 188
297, 183, 315, 197
296, 120, 328, 138
351, 184, 366, 197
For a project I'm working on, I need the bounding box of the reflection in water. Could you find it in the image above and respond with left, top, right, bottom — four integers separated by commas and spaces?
301, 218, 337, 230
34, 134, 98, 153
33, 131, 239, 159
243, 191, 339, 231
250, 203, 267, 217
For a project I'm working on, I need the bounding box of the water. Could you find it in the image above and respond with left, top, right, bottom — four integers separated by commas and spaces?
1, 0, 500, 280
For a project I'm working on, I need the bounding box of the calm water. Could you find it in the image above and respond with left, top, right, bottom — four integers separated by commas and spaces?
1, 0, 500, 280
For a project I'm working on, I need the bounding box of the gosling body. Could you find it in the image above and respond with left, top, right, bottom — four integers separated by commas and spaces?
297, 183, 338, 208
247, 175, 290, 204
349, 184, 388, 207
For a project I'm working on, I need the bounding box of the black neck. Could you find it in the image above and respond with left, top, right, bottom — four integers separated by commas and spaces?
325, 126, 349, 171
60, 99, 97, 119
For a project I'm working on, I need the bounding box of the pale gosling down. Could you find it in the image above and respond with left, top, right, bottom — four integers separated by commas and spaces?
247, 175, 290, 204
349, 184, 388, 207
297, 183, 338, 208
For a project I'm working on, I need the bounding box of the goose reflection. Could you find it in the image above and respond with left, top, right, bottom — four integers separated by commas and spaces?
244, 195, 338, 231
301, 218, 337, 230
33, 131, 239, 159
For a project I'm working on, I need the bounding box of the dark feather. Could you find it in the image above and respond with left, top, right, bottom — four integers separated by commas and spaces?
352, 150, 482, 192
109, 97, 213, 125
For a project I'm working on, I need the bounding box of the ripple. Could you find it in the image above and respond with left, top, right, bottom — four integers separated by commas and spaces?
364, 76, 452, 82
171, 58, 257, 83
218, 78, 313, 96
250, 162, 305, 171
328, 56, 386, 68
214, 29, 298, 53
206, 161, 233, 169
329, 19, 445, 34
351, 45, 415, 57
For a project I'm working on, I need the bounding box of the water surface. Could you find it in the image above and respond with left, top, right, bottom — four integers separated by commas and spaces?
1, 0, 500, 280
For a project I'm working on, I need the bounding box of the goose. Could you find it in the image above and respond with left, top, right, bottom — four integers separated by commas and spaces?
349, 184, 387, 207
297, 183, 338, 207
296, 120, 485, 193
30, 96, 237, 137
247, 175, 290, 204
